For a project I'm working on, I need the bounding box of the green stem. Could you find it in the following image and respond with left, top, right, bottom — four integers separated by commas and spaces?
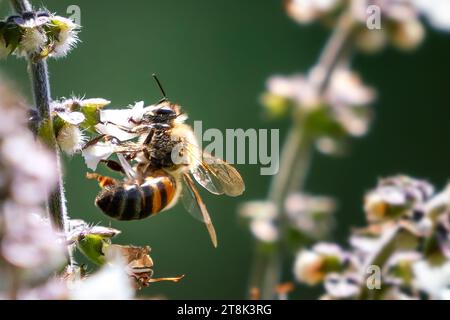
248, 8, 357, 300
357, 226, 401, 300
10, 0, 72, 265
10, 0, 31, 12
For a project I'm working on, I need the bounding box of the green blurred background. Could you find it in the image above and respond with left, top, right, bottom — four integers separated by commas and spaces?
1, 0, 450, 299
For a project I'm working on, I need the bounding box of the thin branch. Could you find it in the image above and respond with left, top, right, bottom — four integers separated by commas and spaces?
28, 60, 68, 231
357, 226, 401, 300
10, 0, 72, 263
10, 0, 31, 12
249, 9, 357, 300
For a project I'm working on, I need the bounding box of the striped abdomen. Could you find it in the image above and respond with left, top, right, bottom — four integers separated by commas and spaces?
95, 175, 176, 220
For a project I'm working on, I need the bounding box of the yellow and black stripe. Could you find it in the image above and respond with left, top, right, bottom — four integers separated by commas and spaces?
95, 175, 176, 220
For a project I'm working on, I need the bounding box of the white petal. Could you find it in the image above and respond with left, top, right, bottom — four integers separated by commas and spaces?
95, 123, 139, 141
130, 101, 145, 122
79, 98, 111, 108
414, 0, 450, 31
70, 259, 134, 300
250, 219, 279, 243
413, 260, 450, 299
99, 109, 134, 127
56, 111, 85, 125
99, 101, 145, 127
82, 142, 115, 170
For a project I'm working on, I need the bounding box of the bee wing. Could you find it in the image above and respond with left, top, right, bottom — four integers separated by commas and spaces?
197, 152, 245, 197
191, 162, 225, 195
181, 141, 245, 197
181, 173, 218, 248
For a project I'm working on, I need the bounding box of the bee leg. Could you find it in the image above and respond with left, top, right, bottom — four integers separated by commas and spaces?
100, 159, 125, 174
82, 134, 122, 150
102, 121, 150, 135
82, 134, 106, 149
86, 173, 118, 188
128, 117, 142, 125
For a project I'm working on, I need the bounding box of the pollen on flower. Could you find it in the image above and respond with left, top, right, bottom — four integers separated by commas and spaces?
16, 27, 47, 57
56, 124, 86, 155
49, 16, 80, 58
0, 12, 80, 60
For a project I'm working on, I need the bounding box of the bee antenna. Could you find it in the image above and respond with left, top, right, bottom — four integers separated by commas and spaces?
152, 73, 167, 102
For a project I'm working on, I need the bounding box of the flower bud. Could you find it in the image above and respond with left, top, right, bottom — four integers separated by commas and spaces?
56, 123, 86, 155
293, 243, 345, 285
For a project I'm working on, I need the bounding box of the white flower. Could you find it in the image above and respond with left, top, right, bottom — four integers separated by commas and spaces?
285, 193, 335, 239
324, 273, 360, 298
16, 27, 47, 57
313, 242, 344, 257
99, 101, 145, 126
413, 0, 450, 31
294, 243, 345, 285
239, 201, 277, 220
267, 74, 320, 108
55, 110, 85, 125
70, 257, 134, 300
250, 219, 279, 243
1, 206, 66, 277
79, 98, 111, 108
49, 16, 80, 58
413, 260, 450, 299
391, 19, 425, 50
327, 69, 376, 107
57, 124, 86, 155
95, 123, 139, 142
96, 101, 146, 141
18, 279, 68, 300
349, 234, 382, 255
285, 0, 341, 24
293, 249, 324, 285
82, 142, 115, 170
2, 134, 56, 205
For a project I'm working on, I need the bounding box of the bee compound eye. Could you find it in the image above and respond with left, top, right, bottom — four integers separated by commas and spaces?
155, 106, 176, 116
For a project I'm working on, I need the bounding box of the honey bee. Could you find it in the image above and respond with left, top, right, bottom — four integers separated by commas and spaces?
85, 75, 245, 247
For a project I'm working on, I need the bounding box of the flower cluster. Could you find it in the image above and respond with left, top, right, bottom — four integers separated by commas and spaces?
285, 0, 450, 52
0, 10, 79, 60
51, 97, 110, 155
262, 68, 375, 155
240, 193, 335, 245
0, 76, 184, 299
293, 175, 450, 299
68, 219, 184, 290
0, 75, 66, 298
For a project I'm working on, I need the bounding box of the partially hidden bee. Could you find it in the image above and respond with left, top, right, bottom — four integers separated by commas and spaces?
85, 75, 245, 247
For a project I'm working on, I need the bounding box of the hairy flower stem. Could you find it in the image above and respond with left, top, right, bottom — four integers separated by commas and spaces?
10, 0, 31, 12
10, 0, 72, 265
249, 10, 356, 300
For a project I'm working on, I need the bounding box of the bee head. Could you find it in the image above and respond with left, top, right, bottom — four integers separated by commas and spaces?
143, 102, 181, 124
